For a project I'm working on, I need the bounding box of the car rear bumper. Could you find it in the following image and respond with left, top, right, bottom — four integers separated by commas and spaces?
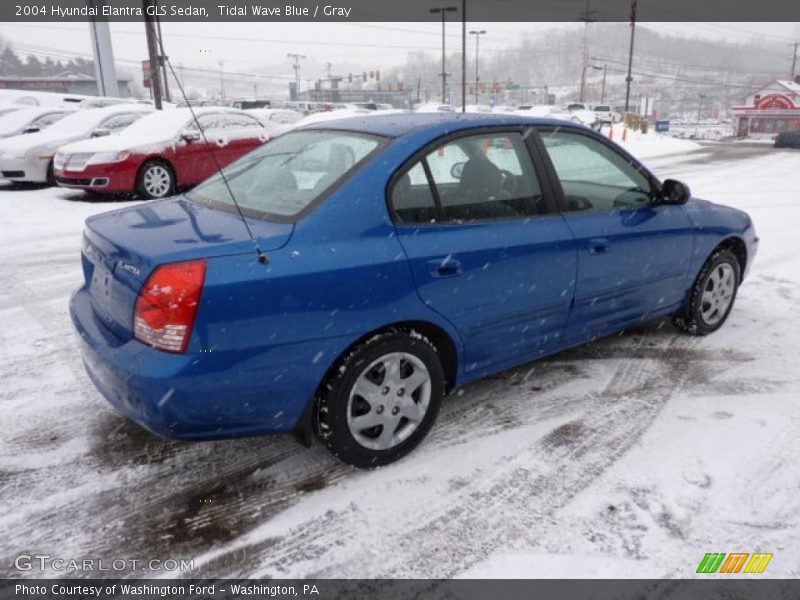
69, 286, 312, 440
55, 161, 138, 193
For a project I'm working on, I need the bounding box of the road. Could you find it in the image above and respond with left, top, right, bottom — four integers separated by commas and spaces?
1, 143, 798, 579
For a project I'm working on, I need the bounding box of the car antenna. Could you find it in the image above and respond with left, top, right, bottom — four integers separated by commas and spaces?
154, 33, 269, 265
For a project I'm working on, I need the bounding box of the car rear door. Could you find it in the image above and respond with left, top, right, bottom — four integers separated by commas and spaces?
534, 127, 695, 339
391, 128, 578, 376
217, 112, 268, 162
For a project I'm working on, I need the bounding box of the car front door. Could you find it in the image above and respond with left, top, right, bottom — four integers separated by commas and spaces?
172, 113, 219, 186
535, 128, 695, 339
392, 129, 578, 376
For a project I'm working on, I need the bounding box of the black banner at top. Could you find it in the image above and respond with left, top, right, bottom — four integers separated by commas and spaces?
3, 0, 800, 22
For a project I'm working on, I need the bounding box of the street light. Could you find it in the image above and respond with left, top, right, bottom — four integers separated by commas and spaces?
581, 63, 602, 104
469, 29, 487, 104
430, 5, 458, 105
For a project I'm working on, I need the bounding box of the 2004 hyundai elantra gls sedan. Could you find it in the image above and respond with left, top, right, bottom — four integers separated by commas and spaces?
70, 113, 758, 467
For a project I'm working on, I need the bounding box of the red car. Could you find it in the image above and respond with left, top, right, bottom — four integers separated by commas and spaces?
54, 107, 270, 199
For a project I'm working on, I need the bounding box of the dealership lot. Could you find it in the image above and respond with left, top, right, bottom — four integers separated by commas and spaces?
1, 144, 799, 578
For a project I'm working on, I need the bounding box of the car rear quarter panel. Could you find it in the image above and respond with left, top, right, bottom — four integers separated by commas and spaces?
193, 144, 464, 427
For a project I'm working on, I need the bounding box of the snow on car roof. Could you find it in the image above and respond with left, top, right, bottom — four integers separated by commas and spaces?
297, 111, 570, 138
116, 106, 233, 138
0, 106, 72, 134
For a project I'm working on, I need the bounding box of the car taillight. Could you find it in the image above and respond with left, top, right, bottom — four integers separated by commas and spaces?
133, 259, 206, 353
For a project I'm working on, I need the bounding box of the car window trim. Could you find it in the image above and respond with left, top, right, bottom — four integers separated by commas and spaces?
532, 125, 663, 214
387, 125, 560, 228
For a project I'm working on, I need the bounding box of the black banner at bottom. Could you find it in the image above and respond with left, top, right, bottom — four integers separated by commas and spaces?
1, 579, 797, 600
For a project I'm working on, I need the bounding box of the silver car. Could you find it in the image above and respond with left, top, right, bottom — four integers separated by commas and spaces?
0, 107, 74, 140
0, 104, 151, 185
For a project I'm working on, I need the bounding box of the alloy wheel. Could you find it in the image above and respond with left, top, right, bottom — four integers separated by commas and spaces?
346, 352, 432, 451
700, 263, 735, 325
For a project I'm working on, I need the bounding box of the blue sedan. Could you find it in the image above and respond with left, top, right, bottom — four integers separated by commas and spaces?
70, 113, 758, 467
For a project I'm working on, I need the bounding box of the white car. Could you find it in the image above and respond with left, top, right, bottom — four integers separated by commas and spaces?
0, 104, 151, 185
0, 107, 74, 140
414, 103, 455, 113
246, 108, 304, 134
593, 105, 620, 124
516, 105, 562, 117
564, 108, 601, 127
291, 108, 374, 128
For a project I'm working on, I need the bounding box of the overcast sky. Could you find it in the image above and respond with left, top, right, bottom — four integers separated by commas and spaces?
2, 21, 798, 91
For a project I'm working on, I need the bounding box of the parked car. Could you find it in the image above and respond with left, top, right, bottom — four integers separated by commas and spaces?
54, 107, 269, 199
70, 113, 758, 468
774, 130, 800, 148
593, 104, 620, 124
0, 107, 74, 139
246, 107, 304, 134
415, 103, 455, 113
0, 104, 150, 185
230, 99, 271, 110
565, 107, 601, 127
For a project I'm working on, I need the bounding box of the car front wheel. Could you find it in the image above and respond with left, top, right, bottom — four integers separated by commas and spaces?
136, 160, 175, 199
674, 248, 741, 335
315, 330, 445, 468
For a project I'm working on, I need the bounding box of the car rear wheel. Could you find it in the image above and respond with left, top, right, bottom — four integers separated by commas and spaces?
136, 160, 175, 200
315, 330, 445, 468
673, 248, 740, 335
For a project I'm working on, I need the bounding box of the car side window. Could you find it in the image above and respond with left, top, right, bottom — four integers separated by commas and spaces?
427, 132, 546, 223
186, 113, 223, 132
539, 130, 653, 212
32, 112, 66, 128
101, 112, 141, 131
392, 162, 438, 224
221, 113, 263, 129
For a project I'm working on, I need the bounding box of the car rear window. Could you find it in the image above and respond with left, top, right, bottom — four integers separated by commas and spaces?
186, 130, 382, 221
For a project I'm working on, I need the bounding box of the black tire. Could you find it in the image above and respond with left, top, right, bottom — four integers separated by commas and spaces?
45, 160, 56, 186
136, 160, 175, 200
673, 248, 741, 336
314, 330, 446, 468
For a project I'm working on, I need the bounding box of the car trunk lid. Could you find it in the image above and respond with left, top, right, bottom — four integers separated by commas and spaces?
81, 196, 293, 341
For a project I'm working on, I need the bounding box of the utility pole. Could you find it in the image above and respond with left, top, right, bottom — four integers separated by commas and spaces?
430, 5, 458, 105
470, 30, 487, 104
154, 6, 170, 102
142, 0, 163, 109
579, 0, 596, 103
624, 0, 637, 113
791, 42, 798, 80
461, 0, 466, 113
697, 93, 706, 120
287, 53, 306, 100
601, 63, 607, 104
219, 61, 225, 103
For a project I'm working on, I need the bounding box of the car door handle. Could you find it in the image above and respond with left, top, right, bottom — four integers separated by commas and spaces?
427, 257, 462, 278
587, 238, 610, 255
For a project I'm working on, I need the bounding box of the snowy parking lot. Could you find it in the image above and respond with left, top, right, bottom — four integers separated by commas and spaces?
1, 142, 799, 579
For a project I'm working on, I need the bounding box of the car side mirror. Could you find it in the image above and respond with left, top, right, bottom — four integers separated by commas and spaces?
450, 161, 465, 180
91, 128, 111, 138
22, 126, 40, 134
181, 131, 202, 142
660, 179, 691, 205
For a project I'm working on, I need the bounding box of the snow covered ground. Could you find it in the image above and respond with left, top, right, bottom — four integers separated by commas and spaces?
1, 142, 799, 579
